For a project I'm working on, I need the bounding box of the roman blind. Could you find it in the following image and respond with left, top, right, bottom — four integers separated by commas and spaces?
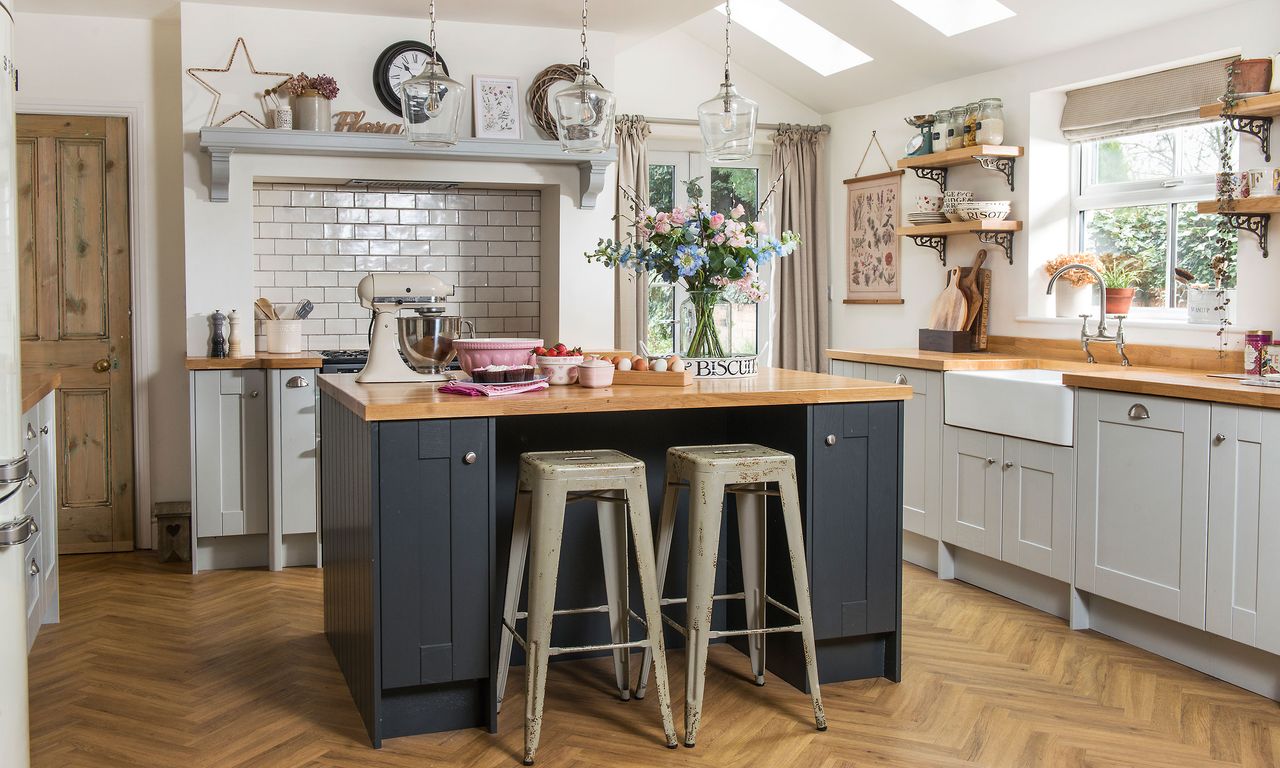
1060, 57, 1236, 141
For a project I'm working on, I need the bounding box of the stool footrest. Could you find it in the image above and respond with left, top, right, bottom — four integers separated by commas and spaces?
565, 492, 632, 505
708, 623, 803, 640
549, 638, 653, 656
765, 596, 802, 621
724, 485, 781, 498
659, 592, 745, 606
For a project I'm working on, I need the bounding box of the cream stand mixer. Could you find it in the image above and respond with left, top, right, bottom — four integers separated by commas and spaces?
355, 273, 471, 383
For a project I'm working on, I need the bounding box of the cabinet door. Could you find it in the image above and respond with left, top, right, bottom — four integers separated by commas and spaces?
1207, 405, 1280, 652
379, 419, 491, 689
1001, 438, 1073, 582
809, 402, 900, 640
941, 426, 1003, 558
271, 369, 318, 536
192, 370, 268, 537
828, 359, 866, 378
1076, 391, 1210, 628
867, 366, 942, 540
38, 393, 58, 624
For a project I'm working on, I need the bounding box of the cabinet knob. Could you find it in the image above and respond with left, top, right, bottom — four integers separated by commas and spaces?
1127, 403, 1150, 420
824, 434, 837, 446
1004, 461, 1015, 469
986, 457, 997, 465
286, 376, 310, 388
893, 373, 908, 385
25, 423, 35, 440
249, 390, 260, 398
39, 425, 48, 435
462, 451, 478, 465
26, 472, 37, 489
29, 558, 39, 576
1214, 433, 1227, 445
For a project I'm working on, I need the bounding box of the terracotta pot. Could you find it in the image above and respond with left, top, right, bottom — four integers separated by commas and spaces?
1103, 287, 1135, 316
1234, 58, 1273, 94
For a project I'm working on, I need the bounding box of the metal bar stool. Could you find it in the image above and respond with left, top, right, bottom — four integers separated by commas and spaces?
635, 443, 826, 747
496, 449, 678, 765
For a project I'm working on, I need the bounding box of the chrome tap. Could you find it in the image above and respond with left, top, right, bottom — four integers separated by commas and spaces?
1045, 263, 1131, 366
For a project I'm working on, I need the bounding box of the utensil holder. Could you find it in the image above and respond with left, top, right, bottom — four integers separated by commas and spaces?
919, 329, 974, 353
263, 319, 303, 354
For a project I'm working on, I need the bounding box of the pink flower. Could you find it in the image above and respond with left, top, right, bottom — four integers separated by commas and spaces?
712, 233, 726, 245
753, 220, 768, 234
730, 204, 746, 220
670, 208, 687, 225
709, 213, 726, 230
654, 219, 671, 234
728, 233, 747, 248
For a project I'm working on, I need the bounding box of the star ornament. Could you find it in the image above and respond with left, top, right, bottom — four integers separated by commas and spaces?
187, 37, 292, 129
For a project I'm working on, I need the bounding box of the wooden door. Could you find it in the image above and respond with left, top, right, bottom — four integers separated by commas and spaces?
1075, 390, 1210, 628
941, 426, 1003, 558
1000, 437, 1073, 582
17, 114, 134, 553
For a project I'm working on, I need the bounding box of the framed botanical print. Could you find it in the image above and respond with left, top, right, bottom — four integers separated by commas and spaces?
844, 170, 905, 304
472, 75, 522, 139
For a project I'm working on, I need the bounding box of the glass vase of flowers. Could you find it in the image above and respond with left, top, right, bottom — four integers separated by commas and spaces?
587, 178, 798, 368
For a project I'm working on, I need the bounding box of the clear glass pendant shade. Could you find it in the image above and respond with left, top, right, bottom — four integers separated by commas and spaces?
698, 81, 758, 162
554, 71, 616, 154
401, 60, 466, 147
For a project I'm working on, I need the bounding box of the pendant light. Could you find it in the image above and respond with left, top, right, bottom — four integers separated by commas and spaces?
554, 0, 617, 154
698, 0, 758, 162
401, 0, 466, 147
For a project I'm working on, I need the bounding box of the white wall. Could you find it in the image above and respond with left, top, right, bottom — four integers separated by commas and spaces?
823, 0, 1280, 353
16, 11, 187, 542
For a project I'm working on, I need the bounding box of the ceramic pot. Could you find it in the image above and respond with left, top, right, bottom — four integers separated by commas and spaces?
1054, 282, 1093, 318
293, 91, 332, 131
1187, 287, 1239, 326
1103, 287, 1135, 316
1234, 58, 1273, 94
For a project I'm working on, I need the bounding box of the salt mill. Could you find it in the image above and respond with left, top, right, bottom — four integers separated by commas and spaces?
210, 309, 228, 358
227, 309, 242, 357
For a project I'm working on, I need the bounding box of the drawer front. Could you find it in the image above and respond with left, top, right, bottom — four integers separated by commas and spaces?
24, 531, 42, 614
873, 365, 928, 396
1096, 390, 1185, 433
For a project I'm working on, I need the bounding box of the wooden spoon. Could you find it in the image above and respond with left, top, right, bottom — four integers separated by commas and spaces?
254, 297, 279, 321
959, 249, 988, 330
929, 268, 969, 331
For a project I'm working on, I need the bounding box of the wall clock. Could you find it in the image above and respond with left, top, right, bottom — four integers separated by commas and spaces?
373, 40, 449, 117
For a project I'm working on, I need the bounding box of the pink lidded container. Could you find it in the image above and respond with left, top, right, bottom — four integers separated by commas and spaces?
1244, 330, 1272, 376
576, 359, 615, 388
452, 338, 542, 374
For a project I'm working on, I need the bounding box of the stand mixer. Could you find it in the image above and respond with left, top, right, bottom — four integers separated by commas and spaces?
355, 273, 471, 383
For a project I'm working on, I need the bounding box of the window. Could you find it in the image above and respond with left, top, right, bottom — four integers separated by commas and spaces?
643, 151, 771, 356
1071, 123, 1237, 314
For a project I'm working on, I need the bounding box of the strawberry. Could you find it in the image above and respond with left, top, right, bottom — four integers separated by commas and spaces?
533, 346, 548, 355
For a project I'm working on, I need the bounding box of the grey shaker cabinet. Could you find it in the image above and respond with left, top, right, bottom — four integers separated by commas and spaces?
191, 369, 269, 538
1075, 390, 1211, 629
269, 369, 319, 537
21, 390, 59, 651
1000, 437, 1074, 583
1207, 404, 1280, 654
941, 426, 1004, 558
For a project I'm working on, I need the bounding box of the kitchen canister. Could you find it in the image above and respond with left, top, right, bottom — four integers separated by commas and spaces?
271, 105, 293, 130
263, 319, 303, 354
1245, 330, 1272, 375
1263, 344, 1280, 377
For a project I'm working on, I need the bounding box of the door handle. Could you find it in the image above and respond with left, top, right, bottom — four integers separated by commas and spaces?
286, 376, 310, 388
1127, 403, 1150, 420
0, 516, 38, 548
26, 423, 36, 440
29, 558, 40, 576
93, 358, 111, 373
26, 472, 37, 489
893, 373, 908, 385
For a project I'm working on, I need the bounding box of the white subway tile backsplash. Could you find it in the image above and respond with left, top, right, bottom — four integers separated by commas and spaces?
253, 182, 543, 350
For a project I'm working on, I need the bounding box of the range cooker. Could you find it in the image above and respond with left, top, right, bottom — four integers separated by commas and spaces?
318, 349, 463, 375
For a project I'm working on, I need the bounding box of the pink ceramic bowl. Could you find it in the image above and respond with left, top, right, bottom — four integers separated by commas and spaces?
452, 338, 542, 374
535, 355, 583, 385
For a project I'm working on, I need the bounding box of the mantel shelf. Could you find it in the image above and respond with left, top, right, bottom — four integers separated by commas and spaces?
197, 127, 617, 209
1196, 198, 1272, 258
899, 219, 1022, 266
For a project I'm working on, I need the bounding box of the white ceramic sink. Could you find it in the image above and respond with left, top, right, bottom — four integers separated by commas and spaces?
944, 369, 1075, 446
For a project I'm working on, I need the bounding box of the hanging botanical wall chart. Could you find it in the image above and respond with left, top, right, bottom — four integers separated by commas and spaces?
844, 169, 905, 304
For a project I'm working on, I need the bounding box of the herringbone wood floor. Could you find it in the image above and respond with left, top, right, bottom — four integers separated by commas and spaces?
27, 553, 1279, 768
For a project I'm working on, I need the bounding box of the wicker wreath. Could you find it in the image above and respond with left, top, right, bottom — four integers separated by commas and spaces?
527, 63, 588, 140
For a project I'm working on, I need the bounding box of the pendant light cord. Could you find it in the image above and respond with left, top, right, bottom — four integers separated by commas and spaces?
723, 0, 733, 85
428, 0, 439, 67
579, 0, 591, 71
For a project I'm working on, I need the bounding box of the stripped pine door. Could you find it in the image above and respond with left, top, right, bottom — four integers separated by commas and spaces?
17, 114, 134, 553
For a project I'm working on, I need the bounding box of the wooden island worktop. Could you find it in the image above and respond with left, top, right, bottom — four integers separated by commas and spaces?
319, 367, 912, 421
21, 368, 60, 413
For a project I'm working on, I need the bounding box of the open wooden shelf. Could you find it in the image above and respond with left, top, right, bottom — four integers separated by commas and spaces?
897, 144, 1023, 170
899, 219, 1021, 265
1196, 197, 1280, 215
1198, 91, 1280, 120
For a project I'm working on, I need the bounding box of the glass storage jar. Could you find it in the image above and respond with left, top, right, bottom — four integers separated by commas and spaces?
931, 109, 952, 154
962, 102, 979, 147
975, 98, 1005, 145
947, 106, 966, 149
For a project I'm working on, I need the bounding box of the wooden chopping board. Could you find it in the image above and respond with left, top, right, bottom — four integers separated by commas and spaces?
959, 249, 987, 330
929, 268, 968, 331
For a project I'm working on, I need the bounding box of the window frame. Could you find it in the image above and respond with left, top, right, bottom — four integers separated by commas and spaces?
1068, 123, 1230, 319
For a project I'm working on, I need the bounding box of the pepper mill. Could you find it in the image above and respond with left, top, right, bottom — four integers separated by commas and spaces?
210, 309, 228, 358
227, 309, 242, 357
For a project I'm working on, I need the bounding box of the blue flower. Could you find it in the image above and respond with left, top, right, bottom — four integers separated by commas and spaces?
675, 244, 708, 277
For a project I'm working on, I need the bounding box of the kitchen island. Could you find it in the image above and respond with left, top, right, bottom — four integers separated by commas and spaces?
318, 368, 911, 746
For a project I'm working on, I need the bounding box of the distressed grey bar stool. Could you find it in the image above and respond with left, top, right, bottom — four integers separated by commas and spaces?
496, 449, 678, 765
635, 443, 826, 747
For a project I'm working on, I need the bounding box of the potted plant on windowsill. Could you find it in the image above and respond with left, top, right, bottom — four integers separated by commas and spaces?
1045, 253, 1103, 317
1098, 252, 1142, 315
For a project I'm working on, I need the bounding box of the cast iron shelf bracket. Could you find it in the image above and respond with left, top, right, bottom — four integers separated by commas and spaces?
1222, 212, 1270, 258
975, 155, 1016, 191
909, 235, 949, 265
977, 231, 1016, 265
1224, 115, 1272, 163
911, 167, 947, 193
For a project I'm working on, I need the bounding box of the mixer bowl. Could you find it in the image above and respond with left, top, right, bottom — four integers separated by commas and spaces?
398, 315, 471, 373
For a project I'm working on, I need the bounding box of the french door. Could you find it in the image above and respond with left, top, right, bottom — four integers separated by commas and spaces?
643, 150, 773, 359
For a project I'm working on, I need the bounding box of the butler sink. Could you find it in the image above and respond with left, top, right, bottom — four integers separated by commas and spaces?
943, 369, 1075, 446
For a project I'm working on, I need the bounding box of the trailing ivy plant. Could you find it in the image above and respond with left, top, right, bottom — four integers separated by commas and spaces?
1212, 59, 1239, 353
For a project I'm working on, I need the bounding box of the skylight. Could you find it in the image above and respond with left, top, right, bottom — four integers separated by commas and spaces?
717, 0, 871, 77
888, 0, 1015, 36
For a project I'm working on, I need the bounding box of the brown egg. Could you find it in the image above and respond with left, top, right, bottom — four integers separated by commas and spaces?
632, 356, 649, 371
610, 355, 623, 366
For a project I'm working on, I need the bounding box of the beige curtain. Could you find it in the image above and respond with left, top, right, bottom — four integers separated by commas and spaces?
614, 115, 650, 353
772, 124, 828, 372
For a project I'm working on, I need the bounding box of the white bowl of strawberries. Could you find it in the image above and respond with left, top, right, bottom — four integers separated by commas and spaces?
533, 343, 584, 385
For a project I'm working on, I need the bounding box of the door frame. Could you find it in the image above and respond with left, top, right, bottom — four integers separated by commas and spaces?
17, 99, 154, 549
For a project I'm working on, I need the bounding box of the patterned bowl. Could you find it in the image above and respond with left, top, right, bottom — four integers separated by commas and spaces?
954, 201, 1011, 221
452, 338, 542, 374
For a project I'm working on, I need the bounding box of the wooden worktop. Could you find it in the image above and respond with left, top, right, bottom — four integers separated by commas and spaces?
319, 367, 912, 422
21, 369, 61, 413
185, 352, 324, 370
1061, 370, 1280, 410
827, 348, 1035, 371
